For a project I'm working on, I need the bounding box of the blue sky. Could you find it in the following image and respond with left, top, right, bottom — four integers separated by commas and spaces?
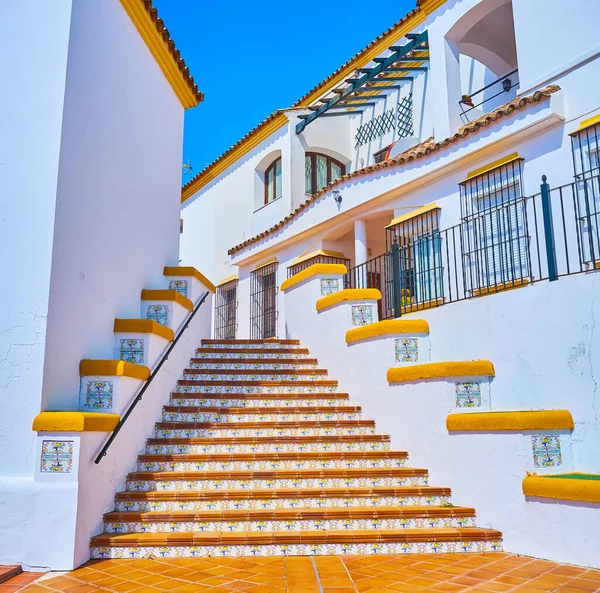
153, 0, 416, 182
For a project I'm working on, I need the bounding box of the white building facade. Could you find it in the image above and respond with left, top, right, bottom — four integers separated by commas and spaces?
180, 0, 600, 566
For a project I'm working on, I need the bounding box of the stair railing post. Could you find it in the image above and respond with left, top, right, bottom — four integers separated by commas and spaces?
391, 237, 403, 318
540, 175, 558, 282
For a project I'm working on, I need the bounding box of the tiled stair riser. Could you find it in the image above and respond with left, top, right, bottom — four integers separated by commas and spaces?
145, 441, 391, 454
141, 299, 188, 332
169, 396, 349, 407
114, 494, 452, 513
80, 375, 141, 415
104, 516, 476, 534
195, 351, 311, 359
91, 540, 502, 559
190, 362, 319, 370
136, 457, 407, 472
154, 427, 376, 438
177, 385, 339, 394
202, 343, 301, 349
446, 376, 492, 412
182, 372, 328, 381
125, 476, 429, 491
161, 411, 361, 422
114, 332, 169, 369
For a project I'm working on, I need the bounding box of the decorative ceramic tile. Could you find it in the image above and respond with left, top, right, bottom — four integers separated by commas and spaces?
169, 279, 189, 297
455, 382, 482, 408
85, 381, 114, 410
40, 440, 73, 473
146, 304, 169, 326
351, 305, 373, 327
532, 436, 562, 468
320, 278, 340, 296
119, 339, 144, 364
196, 351, 310, 359
395, 338, 419, 363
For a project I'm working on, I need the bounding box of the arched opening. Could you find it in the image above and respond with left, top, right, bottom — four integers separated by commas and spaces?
304, 149, 348, 196
254, 150, 282, 211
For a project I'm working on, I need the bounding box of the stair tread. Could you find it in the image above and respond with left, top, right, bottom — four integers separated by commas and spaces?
104, 506, 476, 521
162, 406, 361, 413
91, 527, 502, 546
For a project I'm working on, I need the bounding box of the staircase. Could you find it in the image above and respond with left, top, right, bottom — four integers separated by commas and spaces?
90, 339, 502, 558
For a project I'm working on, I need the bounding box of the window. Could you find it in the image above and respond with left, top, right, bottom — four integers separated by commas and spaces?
305, 152, 345, 195
459, 157, 530, 291
250, 262, 278, 339
264, 157, 282, 204
374, 145, 391, 164
214, 278, 238, 339
571, 121, 600, 264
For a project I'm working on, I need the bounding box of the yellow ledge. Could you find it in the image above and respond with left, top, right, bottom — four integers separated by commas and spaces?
316, 289, 382, 312
522, 475, 600, 503
346, 319, 429, 344
80, 360, 150, 380
33, 412, 120, 432
401, 298, 444, 314
472, 278, 530, 297
446, 410, 574, 432
163, 266, 216, 293
217, 274, 239, 287
114, 319, 174, 341
292, 249, 348, 265
388, 361, 495, 383
281, 264, 348, 292
141, 289, 193, 311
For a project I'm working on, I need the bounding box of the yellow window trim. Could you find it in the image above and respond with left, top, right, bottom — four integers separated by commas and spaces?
33, 412, 120, 432
459, 153, 524, 184
522, 475, 600, 503
79, 359, 150, 380
346, 319, 429, 344
316, 288, 381, 312
253, 258, 279, 271
217, 274, 239, 287
292, 249, 349, 265
446, 410, 574, 432
118, 0, 201, 109
140, 289, 193, 311
385, 203, 440, 229
164, 266, 216, 293
569, 113, 600, 136
472, 278, 530, 297
281, 264, 348, 293
114, 319, 175, 341
388, 361, 495, 383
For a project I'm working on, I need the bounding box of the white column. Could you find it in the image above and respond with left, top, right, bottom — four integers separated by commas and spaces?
354, 219, 368, 266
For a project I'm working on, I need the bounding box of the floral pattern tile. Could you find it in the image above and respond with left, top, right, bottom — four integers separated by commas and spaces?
119, 339, 144, 364
40, 440, 73, 473
169, 280, 189, 297
85, 381, 114, 410
455, 382, 482, 408
395, 338, 418, 363
351, 305, 373, 327
146, 304, 169, 326
320, 278, 340, 296
532, 435, 562, 468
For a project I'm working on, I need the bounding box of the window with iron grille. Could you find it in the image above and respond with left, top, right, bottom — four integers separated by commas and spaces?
385, 208, 443, 306
214, 279, 238, 339
459, 158, 530, 291
571, 122, 600, 264
250, 263, 278, 339
287, 254, 350, 278
354, 94, 414, 148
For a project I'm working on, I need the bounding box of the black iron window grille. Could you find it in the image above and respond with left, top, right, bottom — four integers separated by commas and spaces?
571, 122, 600, 264
287, 254, 350, 278
459, 159, 530, 291
214, 279, 238, 339
397, 93, 414, 139
250, 263, 278, 339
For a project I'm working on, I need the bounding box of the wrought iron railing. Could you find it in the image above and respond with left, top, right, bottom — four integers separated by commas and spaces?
94, 291, 210, 464
459, 69, 519, 123
345, 174, 600, 319
214, 279, 238, 339
287, 255, 350, 278
250, 263, 278, 339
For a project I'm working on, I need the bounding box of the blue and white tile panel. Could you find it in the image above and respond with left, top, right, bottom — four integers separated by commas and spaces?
35, 434, 80, 483
141, 298, 188, 332
115, 332, 169, 369
446, 377, 492, 412
80, 375, 142, 415
167, 275, 206, 305
91, 540, 501, 559
162, 411, 361, 423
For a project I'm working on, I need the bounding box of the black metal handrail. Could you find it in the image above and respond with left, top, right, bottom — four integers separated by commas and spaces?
459, 68, 519, 122
94, 290, 210, 464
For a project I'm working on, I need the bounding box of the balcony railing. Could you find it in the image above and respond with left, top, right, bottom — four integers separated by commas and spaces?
345, 173, 600, 319
459, 69, 519, 123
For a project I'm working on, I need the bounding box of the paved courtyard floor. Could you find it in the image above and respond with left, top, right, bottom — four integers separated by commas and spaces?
9, 553, 600, 593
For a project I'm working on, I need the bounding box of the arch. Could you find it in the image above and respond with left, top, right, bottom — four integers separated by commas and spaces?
304, 150, 348, 196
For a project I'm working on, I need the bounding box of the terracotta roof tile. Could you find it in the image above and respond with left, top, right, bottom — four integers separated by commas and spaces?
227, 84, 561, 256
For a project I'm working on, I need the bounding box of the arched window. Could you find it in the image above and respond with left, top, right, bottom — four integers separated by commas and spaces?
305, 152, 345, 195
264, 157, 282, 204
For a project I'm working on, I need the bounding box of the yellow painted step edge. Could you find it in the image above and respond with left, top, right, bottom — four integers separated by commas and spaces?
114, 319, 174, 341
346, 319, 429, 344
447, 410, 574, 432
163, 266, 216, 293
522, 475, 600, 503
281, 263, 348, 292
316, 289, 382, 312
140, 289, 194, 311
79, 359, 150, 380
33, 412, 120, 432
388, 361, 495, 383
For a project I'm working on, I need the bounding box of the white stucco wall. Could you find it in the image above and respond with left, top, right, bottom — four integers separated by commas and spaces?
0, 0, 73, 479
42, 0, 185, 413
